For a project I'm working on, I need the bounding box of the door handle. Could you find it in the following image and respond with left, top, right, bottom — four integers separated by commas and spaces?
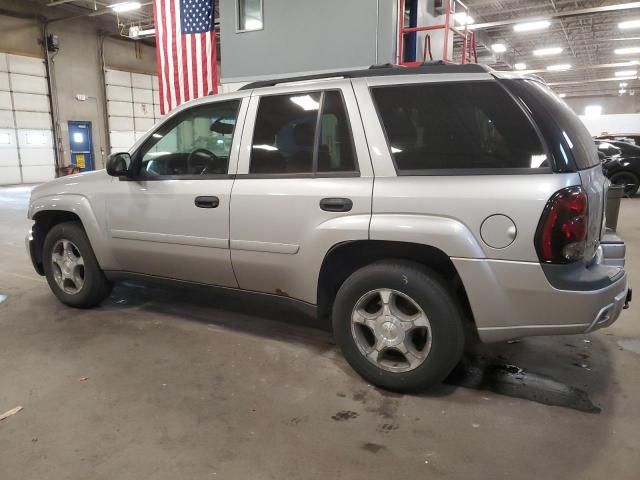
194, 196, 220, 208
319, 197, 353, 212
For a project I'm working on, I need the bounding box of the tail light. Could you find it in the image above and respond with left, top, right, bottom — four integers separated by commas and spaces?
535, 186, 588, 264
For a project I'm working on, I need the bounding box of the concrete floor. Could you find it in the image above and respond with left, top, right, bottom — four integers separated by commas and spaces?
1, 185, 639, 480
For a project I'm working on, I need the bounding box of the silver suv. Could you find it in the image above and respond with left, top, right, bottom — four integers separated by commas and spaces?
26, 64, 631, 392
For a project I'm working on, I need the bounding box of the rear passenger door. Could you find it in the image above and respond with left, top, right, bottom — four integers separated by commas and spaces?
229, 81, 374, 304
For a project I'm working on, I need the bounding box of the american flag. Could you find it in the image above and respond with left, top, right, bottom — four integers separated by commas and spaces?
153, 0, 218, 114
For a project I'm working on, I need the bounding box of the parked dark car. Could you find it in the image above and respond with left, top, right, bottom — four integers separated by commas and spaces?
596, 140, 640, 196
595, 134, 640, 146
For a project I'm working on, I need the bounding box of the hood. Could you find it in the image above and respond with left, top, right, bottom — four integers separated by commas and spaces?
30, 169, 111, 201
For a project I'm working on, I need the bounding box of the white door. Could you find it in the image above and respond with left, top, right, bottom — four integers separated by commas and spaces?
106, 97, 247, 287
229, 81, 374, 304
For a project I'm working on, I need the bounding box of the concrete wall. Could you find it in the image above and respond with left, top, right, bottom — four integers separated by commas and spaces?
0, 3, 156, 171
219, 0, 397, 82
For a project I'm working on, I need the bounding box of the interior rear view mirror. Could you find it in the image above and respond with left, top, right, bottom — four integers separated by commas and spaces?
210, 118, 235, 135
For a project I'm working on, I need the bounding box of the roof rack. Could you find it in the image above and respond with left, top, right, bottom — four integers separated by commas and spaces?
239, 62, 492, 90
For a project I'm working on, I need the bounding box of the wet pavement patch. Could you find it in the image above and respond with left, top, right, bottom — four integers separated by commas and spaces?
331, 410, 359, 421
446, 358, 601, 414
618, 339, 640, 355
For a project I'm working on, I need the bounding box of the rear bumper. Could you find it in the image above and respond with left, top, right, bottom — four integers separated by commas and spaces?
453, 256, 630, 343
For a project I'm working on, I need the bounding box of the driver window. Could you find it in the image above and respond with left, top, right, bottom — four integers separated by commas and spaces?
139, 99, 240, 178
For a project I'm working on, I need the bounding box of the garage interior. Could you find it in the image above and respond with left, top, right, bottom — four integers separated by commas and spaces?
1, 1, 640, 479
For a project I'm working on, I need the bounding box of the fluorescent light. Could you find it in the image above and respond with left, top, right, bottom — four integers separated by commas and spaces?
619, 20, 640, 30
620, 89, 628, 94
615, 46, 640, 55
533, 47, 563, 56
514, 20, 550, 32
109, 2, 141, 12
290, 95, 319, 111
129, 26, 155, 38
615, 69, 638, 77
585, 105, 602, 117
514, 63, 527, 70
546, 64, 571, 71
558, 93, 567, 98
454, 12, 474, 25
620, 82, 629, 87
492, 43, 507, 53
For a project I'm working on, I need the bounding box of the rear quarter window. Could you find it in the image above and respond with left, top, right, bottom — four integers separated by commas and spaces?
371, 81, 549, 174
503, 79, 600, 171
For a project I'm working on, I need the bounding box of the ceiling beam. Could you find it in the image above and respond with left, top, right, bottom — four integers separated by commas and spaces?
471, 2, 640, 30
547, 76, 639, 87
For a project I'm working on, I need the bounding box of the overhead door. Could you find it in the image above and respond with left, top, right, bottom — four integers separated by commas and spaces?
0, 53, 55, 185
105, 69, 161, 154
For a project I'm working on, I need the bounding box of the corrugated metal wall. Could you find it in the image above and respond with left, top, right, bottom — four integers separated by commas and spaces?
0, 53, 55, 185
105, 69, 162, 153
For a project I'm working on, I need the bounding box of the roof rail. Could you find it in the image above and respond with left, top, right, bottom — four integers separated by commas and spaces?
239, 62, 492, 90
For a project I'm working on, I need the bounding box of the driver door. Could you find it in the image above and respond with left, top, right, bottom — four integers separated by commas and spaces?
105, 96, 248, 287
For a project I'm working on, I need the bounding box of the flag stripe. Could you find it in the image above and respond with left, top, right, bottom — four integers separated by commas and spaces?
170, 0, 183, 106
202, 33, 209, 96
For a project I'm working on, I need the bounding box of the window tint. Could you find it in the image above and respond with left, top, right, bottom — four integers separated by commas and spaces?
249, 90, 357, 175
317, 91, 357, 173
372, 81, 548, 173
505, 80, 600, 170
139, 100, 239, 178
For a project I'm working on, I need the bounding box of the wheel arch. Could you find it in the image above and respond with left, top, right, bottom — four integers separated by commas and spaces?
29, 194, 112, 272
317, 240, 478, 339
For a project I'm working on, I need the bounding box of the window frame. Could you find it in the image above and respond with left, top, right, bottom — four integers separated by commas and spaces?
236, 0, 264, 33
241, 88, 360, 179
130, 99, 243, 181
369, 79, 554, 176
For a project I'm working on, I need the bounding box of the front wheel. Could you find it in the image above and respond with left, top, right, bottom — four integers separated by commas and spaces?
42, 222, 112, 308
332, 260, 465, 392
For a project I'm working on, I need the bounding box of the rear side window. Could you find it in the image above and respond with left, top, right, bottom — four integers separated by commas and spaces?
371, 81, 548, 174
249, 90, 357, 175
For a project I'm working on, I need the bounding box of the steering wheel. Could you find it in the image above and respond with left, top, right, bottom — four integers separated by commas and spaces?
187, 148, 219, 175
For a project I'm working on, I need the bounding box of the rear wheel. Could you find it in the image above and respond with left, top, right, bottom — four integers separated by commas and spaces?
610, 171, 640, 197
332, 260, 465, 392
43, 222, 112, 308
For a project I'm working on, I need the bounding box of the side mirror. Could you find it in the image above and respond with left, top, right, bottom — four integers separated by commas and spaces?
106, 152, 132, 178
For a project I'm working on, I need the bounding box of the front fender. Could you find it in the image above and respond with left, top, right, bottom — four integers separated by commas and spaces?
369, 214, 485, 259
29, 194, 116, 269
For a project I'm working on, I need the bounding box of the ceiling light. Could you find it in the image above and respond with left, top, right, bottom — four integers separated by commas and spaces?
109, 1, 141, 13
546, 64, 571, 71
619, 20, 640, 30
620, 82, 629, 87
620, 89, 628, 94
514, 63, 527, 70
585, 105, 602, 117
615, 46, 640, 55
514, 20, 551, 32
454, 12, 474, 25
290, 95, 319, 111
533, 47, 563, 56
615, 69, 638, 77
492, 43, 507, 53
558, 93, 567, 98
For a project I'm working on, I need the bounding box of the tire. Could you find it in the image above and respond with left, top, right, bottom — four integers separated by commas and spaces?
610, 171, 640, 197
332, 260, 465, 392
42, 221, 112, 308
